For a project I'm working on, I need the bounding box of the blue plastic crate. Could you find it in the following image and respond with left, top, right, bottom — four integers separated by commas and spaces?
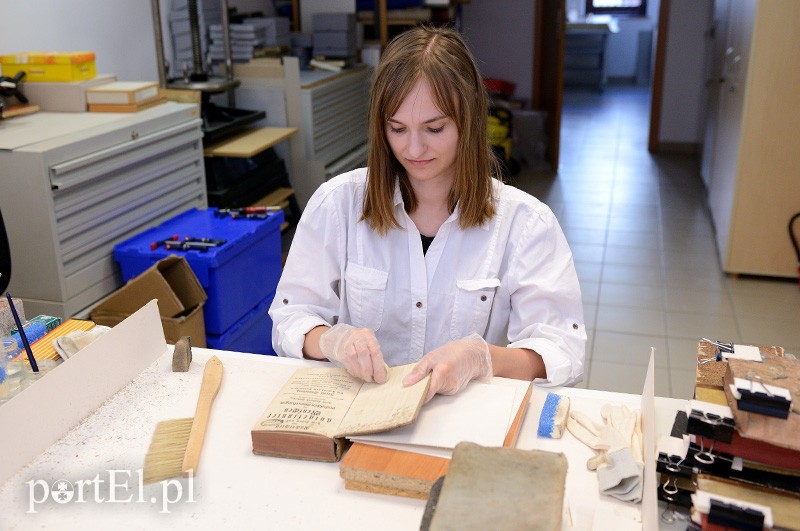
206, 293, 276, 355
114, 208, 283, 335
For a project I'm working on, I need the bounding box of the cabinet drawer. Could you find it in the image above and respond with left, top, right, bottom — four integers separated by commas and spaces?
49, 120, 202, 191
48, 121, 206, 298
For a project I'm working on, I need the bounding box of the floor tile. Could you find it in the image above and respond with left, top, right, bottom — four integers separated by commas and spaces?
666, 311, 741, 342
596, 305, 667, 336
599, 282, 664, 310
670, 368, 697, 400
589, 360, 670, 397
592, 330, 667, 368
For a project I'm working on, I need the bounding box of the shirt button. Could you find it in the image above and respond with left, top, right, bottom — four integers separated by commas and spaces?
572, 323, 578, 330
416, 301, 423, 308
283, 298, 289, 305
480, 295, 487, 302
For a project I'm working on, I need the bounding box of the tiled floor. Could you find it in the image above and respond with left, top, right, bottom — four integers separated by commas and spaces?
513, 85, 800, 399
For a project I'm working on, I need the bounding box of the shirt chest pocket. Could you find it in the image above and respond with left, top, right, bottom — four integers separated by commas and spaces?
450, 278, 500, 339
344, 262, 389, 331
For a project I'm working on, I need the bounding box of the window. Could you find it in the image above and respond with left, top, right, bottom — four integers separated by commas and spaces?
585, 0, 647, 17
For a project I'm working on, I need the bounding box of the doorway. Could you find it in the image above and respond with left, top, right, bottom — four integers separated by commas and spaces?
534, 0, 664, 170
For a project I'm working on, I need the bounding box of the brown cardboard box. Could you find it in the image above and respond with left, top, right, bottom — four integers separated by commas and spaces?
91, 256, 207, 347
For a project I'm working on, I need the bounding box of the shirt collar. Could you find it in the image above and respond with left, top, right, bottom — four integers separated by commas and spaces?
391, 178, 495, 231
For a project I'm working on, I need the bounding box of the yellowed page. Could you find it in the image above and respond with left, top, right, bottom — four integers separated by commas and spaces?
336, 364, 429, 437
254, 367, 362, 438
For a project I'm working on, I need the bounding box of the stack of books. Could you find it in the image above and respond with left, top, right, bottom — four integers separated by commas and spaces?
656, 340, 800, 530
86, 82, 165, 113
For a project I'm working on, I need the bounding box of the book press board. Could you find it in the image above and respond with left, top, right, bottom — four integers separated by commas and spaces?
0, 302, 678, 529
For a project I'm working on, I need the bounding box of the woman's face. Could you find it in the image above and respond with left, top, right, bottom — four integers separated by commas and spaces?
385, 78, 459, 189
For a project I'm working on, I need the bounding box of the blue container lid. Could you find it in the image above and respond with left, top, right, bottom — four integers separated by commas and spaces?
114, 208, 284, 285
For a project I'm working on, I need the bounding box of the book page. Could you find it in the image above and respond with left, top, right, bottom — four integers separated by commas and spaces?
254, 367, 362, 439
336, 364, 429, 437
350, 379, 517, 449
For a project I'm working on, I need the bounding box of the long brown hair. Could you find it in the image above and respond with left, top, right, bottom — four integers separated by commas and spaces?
362, 25, 498, 235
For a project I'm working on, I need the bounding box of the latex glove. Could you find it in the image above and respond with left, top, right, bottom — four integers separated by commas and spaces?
403, 333, 492, 403
567, 404, 643, 503
318, 324, 388, 383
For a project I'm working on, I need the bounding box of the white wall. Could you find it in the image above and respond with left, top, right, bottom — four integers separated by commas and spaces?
461, 0, 534, 105
658, 0, 713, 144
0, 1, 169, 82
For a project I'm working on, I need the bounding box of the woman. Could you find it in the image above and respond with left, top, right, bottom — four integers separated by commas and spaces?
269, 25, 585, 402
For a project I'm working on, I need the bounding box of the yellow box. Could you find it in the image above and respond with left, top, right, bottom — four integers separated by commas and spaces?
0, 52, 96, 82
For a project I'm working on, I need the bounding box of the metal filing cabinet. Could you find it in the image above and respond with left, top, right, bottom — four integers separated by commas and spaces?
0, 102, 207, 318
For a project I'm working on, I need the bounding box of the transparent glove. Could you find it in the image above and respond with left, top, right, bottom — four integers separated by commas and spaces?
318, 324, 388, 383
566, 404, 643, 503
402, 333, 493, 403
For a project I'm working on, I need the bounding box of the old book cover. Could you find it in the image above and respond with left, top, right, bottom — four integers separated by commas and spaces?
723, 356, 800, 452
251, 364, 430, 462
695, 342, 784, 392
87, 96, 167, 113
86, 81, 159, 105
424, 442, 567, 531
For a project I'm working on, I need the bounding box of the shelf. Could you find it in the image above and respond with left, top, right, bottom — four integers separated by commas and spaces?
203, 127, 298, 158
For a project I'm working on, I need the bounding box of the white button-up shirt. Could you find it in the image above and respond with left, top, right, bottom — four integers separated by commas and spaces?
269, 168, 586, 387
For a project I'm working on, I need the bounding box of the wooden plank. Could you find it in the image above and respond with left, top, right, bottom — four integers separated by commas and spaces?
251, 187, 294, 207
203, 127, 297, 158
339, 381, 533, 500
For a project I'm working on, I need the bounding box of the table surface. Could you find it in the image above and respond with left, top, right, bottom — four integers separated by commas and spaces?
0, 347, 688, 530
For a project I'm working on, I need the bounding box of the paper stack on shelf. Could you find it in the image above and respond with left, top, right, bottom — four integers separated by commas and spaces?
657, 339, 800, 530
208, 18, 291, 63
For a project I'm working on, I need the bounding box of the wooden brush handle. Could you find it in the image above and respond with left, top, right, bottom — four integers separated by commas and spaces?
182, 356, 223, 476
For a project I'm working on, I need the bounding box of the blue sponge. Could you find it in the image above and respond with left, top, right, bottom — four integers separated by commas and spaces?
537, 392, 571, 439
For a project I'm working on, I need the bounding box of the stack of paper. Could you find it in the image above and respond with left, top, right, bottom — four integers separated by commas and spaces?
208, 18, 290, 63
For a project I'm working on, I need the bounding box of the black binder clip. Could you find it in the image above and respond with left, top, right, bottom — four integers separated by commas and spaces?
694, 436, 716, 465
708, 498, 764, 531
737, 376, 792, 420
687, 408, 735, 443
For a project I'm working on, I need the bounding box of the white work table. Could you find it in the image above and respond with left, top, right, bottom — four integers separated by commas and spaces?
0, 302, 686, 530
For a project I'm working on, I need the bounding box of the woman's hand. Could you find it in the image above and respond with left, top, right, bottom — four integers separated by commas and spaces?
319, 324, 388, 383
402, 333, 493, 402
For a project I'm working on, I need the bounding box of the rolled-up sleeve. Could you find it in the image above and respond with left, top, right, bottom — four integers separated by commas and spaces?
505, 209, 586, 387
268, 184, 345, 358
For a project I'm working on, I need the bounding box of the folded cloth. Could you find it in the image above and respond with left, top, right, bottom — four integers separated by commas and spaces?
52, 326, 111, 360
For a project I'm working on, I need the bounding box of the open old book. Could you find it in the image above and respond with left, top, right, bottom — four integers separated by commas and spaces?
251, 364, 430, 462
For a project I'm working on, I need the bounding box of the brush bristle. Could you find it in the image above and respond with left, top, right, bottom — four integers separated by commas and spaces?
143, 418, 193, 483
537, 392, 570, 439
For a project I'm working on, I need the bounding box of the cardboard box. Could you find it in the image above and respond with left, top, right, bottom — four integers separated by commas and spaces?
21, 74, 117, 112
90, 256, 207, 347
0, 52, 97, 82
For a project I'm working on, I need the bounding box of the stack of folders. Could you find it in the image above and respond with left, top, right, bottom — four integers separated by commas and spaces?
656, 340, 800, 530
86, 81, 165, 113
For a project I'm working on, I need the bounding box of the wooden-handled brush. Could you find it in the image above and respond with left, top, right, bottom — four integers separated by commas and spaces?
143, 356, 223, 483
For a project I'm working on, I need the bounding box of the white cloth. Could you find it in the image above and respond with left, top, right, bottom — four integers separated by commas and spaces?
52, 326, 111, 360
268, 168, 586, 387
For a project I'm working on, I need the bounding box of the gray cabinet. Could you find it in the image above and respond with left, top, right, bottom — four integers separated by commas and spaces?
0, 102, 207, 318
231, 57, 370, 209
